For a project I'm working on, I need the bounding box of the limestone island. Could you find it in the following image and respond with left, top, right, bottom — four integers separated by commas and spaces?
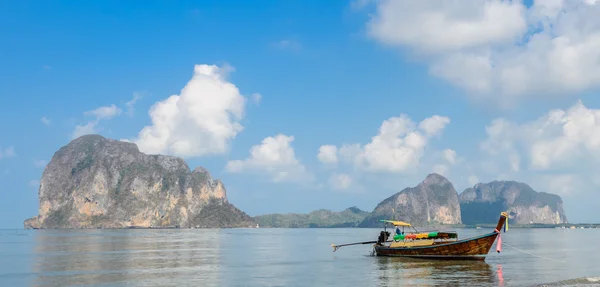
24, 134, 255, 229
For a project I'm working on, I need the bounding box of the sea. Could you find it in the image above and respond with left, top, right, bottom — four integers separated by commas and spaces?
1, 227, 599, 287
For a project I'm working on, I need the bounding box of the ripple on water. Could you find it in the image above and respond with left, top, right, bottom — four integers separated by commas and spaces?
0, 228, 599, 286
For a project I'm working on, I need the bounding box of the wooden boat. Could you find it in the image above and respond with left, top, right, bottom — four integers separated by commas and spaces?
372, 212, 508, 261
331, 212, 508, 261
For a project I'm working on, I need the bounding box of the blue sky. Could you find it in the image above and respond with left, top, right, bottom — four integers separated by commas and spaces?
2, 0, 600, 228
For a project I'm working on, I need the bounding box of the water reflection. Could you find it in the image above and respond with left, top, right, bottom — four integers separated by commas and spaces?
1, 228, 598, 286
374, 257, 499, 286
31, 229, 222, 287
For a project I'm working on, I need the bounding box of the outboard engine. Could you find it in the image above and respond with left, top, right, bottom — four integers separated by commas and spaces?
377, 231, 390, 245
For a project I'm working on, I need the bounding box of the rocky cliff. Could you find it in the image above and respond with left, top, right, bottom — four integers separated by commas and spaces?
459, 181, 567, 224
358, 173, 462, 227
254, 206, 370, 228
24, 134, 255, 229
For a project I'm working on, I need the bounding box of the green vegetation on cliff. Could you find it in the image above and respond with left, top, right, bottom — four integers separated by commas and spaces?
254, 207, 370, 228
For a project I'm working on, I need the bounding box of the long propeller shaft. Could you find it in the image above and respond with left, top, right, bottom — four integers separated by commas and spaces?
331, 240, 379, 252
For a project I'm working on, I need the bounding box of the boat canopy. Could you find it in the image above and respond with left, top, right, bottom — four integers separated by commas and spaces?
379, 220, 411, 227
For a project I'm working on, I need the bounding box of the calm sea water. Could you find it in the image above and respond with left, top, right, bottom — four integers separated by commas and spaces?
1, 227, 599, 286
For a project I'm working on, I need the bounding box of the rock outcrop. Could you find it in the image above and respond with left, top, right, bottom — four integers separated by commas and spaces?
24, 134, 255, 229
254, 206, 371, 228
358, 173, 462, 227
459, 180, 568, 224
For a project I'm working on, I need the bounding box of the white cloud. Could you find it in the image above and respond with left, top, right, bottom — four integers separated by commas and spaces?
34, 159, 47, 168
317, 145, 338, 164
332, 114, 450, 173
41, 117, 51, 126
463, 99, 600, 204
71, 120, 100, 139
0, 146, 16, 159
481, 100, 600, 171
367, 0, 527, 53
84, 104, 122, 120
72, 104, 124, 139
316, 115, 458, 195
133, 64, 249, 158
225, 134, 312, 182
419, 115, 451, 137
362, 0, 600, 105
328, 173, 353, 190
125, 92, 143, 116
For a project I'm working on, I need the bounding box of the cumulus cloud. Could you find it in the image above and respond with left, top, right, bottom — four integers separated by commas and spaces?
481, 100, 600, 171
324, 114, 450, 173
0, 146, 16, 159
419, 115, 451, 137
225, 134, 312, 182
362, 0, 600, 105
367, 0, 527, 53
317, 145, 338, 164
469, 99, 600, 202
133, 64, 249, 157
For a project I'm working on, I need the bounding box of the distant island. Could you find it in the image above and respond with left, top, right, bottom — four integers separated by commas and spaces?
460, 180, 567, 225
254, 207, 370, 228
253, 174, 569, 228
24, 134, 569, 229
24, 135, 255, 229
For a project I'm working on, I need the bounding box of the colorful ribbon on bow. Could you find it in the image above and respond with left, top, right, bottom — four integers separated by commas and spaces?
495, 229, 502, 253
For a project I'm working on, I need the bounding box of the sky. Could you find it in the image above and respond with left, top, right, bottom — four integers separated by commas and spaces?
2, 0, 600, 228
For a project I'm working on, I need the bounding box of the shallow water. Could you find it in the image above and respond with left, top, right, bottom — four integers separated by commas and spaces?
0, 228, 599, 286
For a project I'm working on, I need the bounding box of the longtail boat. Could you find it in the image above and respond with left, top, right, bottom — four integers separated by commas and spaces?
332, 212, 508, 261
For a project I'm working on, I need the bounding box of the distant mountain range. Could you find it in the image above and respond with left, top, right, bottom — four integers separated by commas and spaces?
254, 207, 370, 228
24, 134, 568, 229
253, 173, 568, 228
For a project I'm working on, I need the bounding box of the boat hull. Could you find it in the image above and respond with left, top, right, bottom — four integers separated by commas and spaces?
374, 232, 499, 261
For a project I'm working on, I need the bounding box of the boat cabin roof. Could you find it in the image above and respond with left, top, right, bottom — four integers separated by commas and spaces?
379, 220, 411, 227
